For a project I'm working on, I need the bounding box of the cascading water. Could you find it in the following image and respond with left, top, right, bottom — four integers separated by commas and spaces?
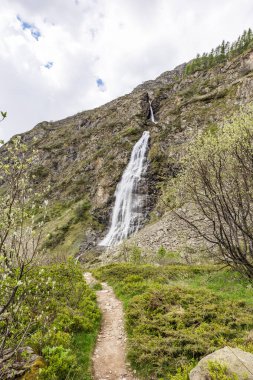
99, 131, 150, 247
149, 100, 157, 123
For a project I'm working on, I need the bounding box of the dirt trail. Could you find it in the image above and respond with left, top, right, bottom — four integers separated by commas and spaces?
84, 272, 138, 380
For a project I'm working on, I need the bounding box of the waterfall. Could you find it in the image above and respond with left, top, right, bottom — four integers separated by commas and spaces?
149, 100, 157, 123
99, 131, 150, 247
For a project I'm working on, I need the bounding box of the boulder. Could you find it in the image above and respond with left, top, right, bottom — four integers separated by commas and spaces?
189, 346, 253, 380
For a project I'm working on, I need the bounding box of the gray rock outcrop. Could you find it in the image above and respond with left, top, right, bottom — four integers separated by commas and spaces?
0, 346, 42, 379
189, 346, 253, 380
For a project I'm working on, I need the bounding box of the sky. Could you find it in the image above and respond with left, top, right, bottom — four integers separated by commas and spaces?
1, 0, 253, 141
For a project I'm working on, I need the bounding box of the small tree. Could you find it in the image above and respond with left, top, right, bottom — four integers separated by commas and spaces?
130, 245, 142, 264
157, 246, 166, 264
0, 136, 47, 363
176, 107, 253, 279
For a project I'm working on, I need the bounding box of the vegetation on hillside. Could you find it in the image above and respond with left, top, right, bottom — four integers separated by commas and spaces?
94, 264, 253, 379
175, 107, 253, 279
185, 28, 253, 75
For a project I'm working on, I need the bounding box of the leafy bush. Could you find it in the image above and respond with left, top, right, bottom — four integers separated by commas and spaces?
157, 245, 166, 259
94, 263, 210, 285
156, 246, 181, 265
130, 245, 142, 264
39, 346, 77, 379
29, 330, 71, 353
170, 362, 195, 380
22, 260, 101, 379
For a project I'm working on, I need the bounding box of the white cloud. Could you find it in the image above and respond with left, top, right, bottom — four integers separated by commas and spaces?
0, 0, 253, 141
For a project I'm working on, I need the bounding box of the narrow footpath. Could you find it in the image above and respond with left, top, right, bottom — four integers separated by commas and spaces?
84, 273, 138, 380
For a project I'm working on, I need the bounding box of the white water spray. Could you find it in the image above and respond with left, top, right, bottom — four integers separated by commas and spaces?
99, 131, 150, 247
149, 100, 157, 123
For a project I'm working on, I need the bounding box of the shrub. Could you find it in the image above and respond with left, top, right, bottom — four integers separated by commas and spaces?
29, 330, 71, 353
130, 246, 142, 264
157, 246, 167, 263
170, 362, 196, 380
176, 106, 253, 279
23, 260, 101, 379
39, 346, 77, 379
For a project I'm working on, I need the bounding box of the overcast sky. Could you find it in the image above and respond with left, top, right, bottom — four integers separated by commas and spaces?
1, 0, 253, 141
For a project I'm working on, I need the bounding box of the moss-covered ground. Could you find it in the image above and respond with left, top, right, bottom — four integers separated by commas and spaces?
93, 263, 253, 379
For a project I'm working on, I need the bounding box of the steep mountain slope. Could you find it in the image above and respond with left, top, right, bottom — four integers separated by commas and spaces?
5, 48, 253, 258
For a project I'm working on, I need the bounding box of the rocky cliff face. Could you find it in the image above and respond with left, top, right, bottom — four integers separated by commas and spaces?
5, 48, 253, 258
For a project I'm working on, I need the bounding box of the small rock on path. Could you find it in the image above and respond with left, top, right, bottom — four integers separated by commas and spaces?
84, 272, 138, 380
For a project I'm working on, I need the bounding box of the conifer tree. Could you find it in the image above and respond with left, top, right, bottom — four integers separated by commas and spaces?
184, 28, 253, 75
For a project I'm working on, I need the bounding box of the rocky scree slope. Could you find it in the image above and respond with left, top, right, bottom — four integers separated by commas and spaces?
4, 48, 253, 259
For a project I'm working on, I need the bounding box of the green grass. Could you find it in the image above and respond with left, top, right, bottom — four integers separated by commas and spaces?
181, 269, 253, 305
70, 330, 98, 380
41, 198, 102, 257
93, 263, 253, 379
